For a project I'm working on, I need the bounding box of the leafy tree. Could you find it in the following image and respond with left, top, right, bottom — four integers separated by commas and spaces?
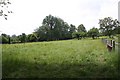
69, 24, 76, 38
60, 22, 70, 40
72, 32, 82, 40
42, 14, 56, 40
112, 19, 120, 34
87, 27, 99, 39
11, 34, 19, 43
2, 36, 8, 43
35, 25, 48, 41
77, 24, 87, 38
22, 33, 26, 43
1, 33, 9, 44
18, 33, 26, 43
27, 33, 38, 42
98, 17, 119, 37
2, 36, 8, 44
8, 35, 11, 44
79, 32, 87, 38
78, 24, 87, 32
35, 15, 71, 41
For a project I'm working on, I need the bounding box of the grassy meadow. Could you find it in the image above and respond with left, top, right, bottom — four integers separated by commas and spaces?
2, 39, 119, 78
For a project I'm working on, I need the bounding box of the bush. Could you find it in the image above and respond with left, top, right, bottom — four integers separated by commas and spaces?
72, 32, 82, 40
2, 36, 9, 44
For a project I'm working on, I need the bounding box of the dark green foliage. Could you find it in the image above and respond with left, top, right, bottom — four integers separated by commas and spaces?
69, 24, 76, 38
8, 36, 11, 44
99, 17, 120, 37
10, 34, 19, 43
79, 32, 87, 38
35, 14, 72, 41
2, 36, 9, 44
72, 32, 82, 40
27, 33, 38, 42
1, 34, 11, 44
113, 19, 120, 34
1, 34, 9, 44
1, 16, 119, 43
72, 24, 87, 40
78, 24, 87, 33
87, 27, 99, 39
73, 24, 87, 39
18, 33, 26, 43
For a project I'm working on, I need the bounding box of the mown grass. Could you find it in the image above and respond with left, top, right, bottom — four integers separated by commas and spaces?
2, 39, 119, 78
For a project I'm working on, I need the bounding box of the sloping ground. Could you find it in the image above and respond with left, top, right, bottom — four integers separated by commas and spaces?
2, 39, 119, 78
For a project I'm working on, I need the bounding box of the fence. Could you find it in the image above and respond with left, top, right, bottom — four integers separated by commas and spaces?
101, 38, 120, 52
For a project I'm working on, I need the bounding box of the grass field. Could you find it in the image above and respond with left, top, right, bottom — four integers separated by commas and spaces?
2, 39, 119, 78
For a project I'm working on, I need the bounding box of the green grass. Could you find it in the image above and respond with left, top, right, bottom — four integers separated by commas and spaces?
2, 39, 119, 78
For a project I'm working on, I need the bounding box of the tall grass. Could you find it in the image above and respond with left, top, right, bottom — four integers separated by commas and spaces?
2, 39, 119, 78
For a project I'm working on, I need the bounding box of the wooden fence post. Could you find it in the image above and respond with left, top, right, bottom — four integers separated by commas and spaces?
111, 40, 112, 46
112, 40, 115, 51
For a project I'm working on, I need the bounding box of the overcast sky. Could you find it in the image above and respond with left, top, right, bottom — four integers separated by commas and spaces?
0, 0, 119, 36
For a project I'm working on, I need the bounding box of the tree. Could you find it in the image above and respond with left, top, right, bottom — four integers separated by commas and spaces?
8, 35, 11, 44
77, 24, 87, 38
27, 33, 38, 42
0, 0, 12, 20
69, 24, 76, 38
18, 33, 26, 43
42, 14, 56, 41
2, 36, 8, 44
72, 32, 82, 40
112, 19, 120, 34
98, 17, 119, 37
61, 22, 70, 39
79, 31, 87, 39
78, 24, 87, 32
35, 15, 71, 41
87, 27, 99, 39
1, 33, 9, 44
22, 33, 26, 43
11, 34, 19, 43
35, 25, 48, 41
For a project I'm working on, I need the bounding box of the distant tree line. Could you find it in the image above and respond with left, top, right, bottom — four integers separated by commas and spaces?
0, 15, 120, 44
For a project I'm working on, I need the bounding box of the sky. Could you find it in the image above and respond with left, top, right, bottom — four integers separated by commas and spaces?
0, 0, 120, 36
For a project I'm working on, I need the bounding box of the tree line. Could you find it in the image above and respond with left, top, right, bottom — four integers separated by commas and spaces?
0, 15, 120, 44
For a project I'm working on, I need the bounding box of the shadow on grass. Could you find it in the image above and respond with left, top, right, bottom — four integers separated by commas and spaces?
2, 57, 119, 79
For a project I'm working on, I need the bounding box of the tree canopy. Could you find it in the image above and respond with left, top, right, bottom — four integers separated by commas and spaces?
35, 15, 73, 41
98, 17, 120, 37
78, 24, 87, 32
1, 15, 120, 44
87, 27, 99, 39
